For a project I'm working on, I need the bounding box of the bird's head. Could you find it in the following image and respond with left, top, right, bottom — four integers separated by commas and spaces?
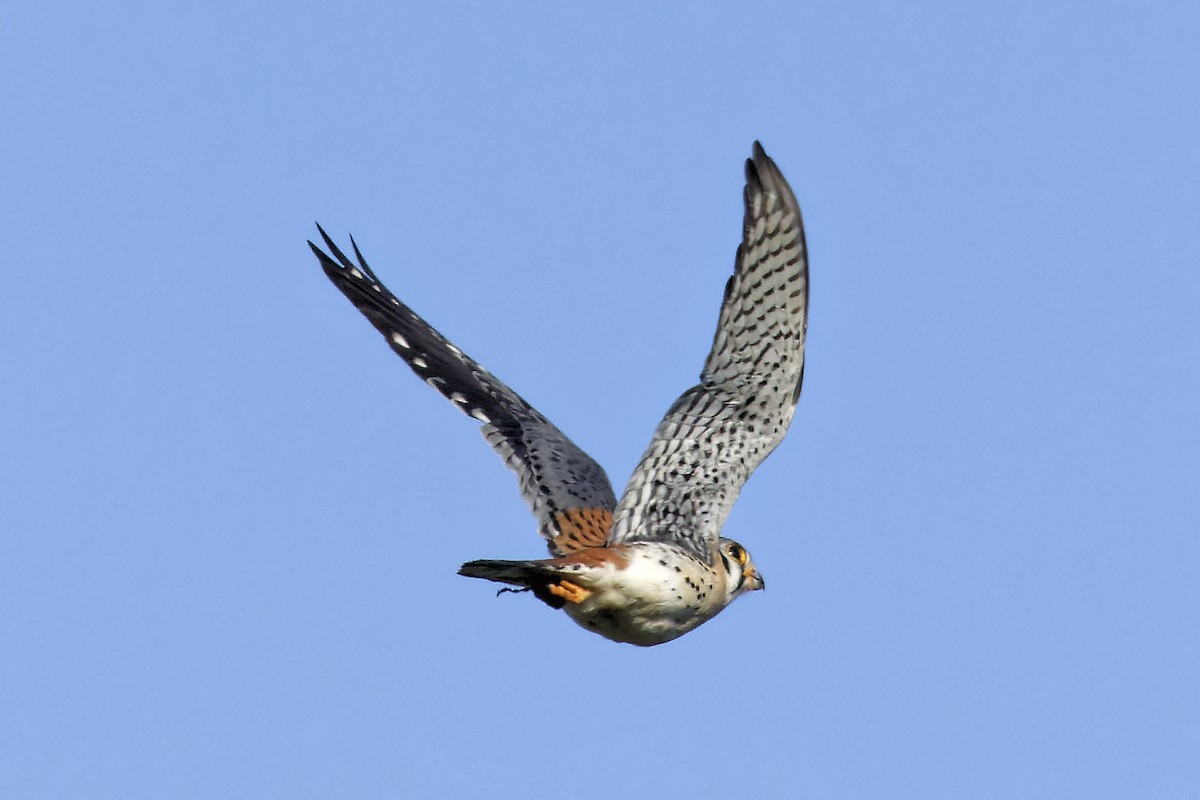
718, 537, 765, 600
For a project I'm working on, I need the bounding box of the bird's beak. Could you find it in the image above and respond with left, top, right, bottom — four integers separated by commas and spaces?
745, 566, 765, 592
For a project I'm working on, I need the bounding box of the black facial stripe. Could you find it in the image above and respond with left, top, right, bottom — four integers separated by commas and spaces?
719, 551, 733, 575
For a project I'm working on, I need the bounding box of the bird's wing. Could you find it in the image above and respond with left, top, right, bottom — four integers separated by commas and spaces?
310, 226, 618, 556
607, 143, 808, 562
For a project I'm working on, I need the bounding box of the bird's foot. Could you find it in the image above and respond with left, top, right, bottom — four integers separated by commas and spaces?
547, 580, 592, 604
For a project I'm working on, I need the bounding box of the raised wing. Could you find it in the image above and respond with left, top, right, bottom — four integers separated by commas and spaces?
309, 226, 617, 556
607, 142, 808, 562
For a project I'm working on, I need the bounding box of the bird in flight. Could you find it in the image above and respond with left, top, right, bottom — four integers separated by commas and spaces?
309, 142, 808, 646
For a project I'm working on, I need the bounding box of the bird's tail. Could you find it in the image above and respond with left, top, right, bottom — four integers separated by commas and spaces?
459, 558, 574, 609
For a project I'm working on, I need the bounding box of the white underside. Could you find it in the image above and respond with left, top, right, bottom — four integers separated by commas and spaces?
561, 543, 729, 647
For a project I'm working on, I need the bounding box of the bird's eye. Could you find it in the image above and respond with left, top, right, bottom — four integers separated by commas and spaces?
729, 543, 746, 564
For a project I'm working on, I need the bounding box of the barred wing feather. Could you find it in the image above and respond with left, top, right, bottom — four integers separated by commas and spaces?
607, 143, 808, 562
309, 227, 617, 556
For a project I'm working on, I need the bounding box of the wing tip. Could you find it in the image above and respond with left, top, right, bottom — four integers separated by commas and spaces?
744, 140, 802, 222
309, 223, 386, 285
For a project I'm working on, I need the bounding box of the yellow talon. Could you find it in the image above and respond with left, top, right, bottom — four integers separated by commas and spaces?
547, 580, 592, 604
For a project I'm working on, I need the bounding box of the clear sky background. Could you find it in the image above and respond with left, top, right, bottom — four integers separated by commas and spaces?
2, 2, 1197, 798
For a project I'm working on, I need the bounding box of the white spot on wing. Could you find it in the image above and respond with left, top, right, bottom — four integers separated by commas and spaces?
412, 356, 427, 368
471, 408, 491, 423
390, 332, 410, 349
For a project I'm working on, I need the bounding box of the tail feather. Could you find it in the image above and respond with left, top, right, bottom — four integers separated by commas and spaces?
459, 559, 568, 609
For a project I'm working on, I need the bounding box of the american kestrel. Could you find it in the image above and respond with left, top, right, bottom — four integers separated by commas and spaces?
309, 142, 807, 646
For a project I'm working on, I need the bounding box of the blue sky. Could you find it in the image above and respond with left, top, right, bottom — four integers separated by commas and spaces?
2, 2, 1198, 798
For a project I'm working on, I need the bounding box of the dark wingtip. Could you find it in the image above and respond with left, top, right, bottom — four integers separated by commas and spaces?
744, 140, 799, 216
307, 237, 339, 274
314, 222, 336, 250
746, 140, 772, 184
309, 223, 377, 282
348, 233, 378, 281
745, 152, 762, 194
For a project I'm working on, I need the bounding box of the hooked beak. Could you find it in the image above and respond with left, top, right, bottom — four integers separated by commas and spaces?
744, 565, 765, 592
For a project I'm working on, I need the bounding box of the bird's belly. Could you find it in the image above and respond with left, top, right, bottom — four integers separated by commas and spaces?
563, 554, 724, 647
